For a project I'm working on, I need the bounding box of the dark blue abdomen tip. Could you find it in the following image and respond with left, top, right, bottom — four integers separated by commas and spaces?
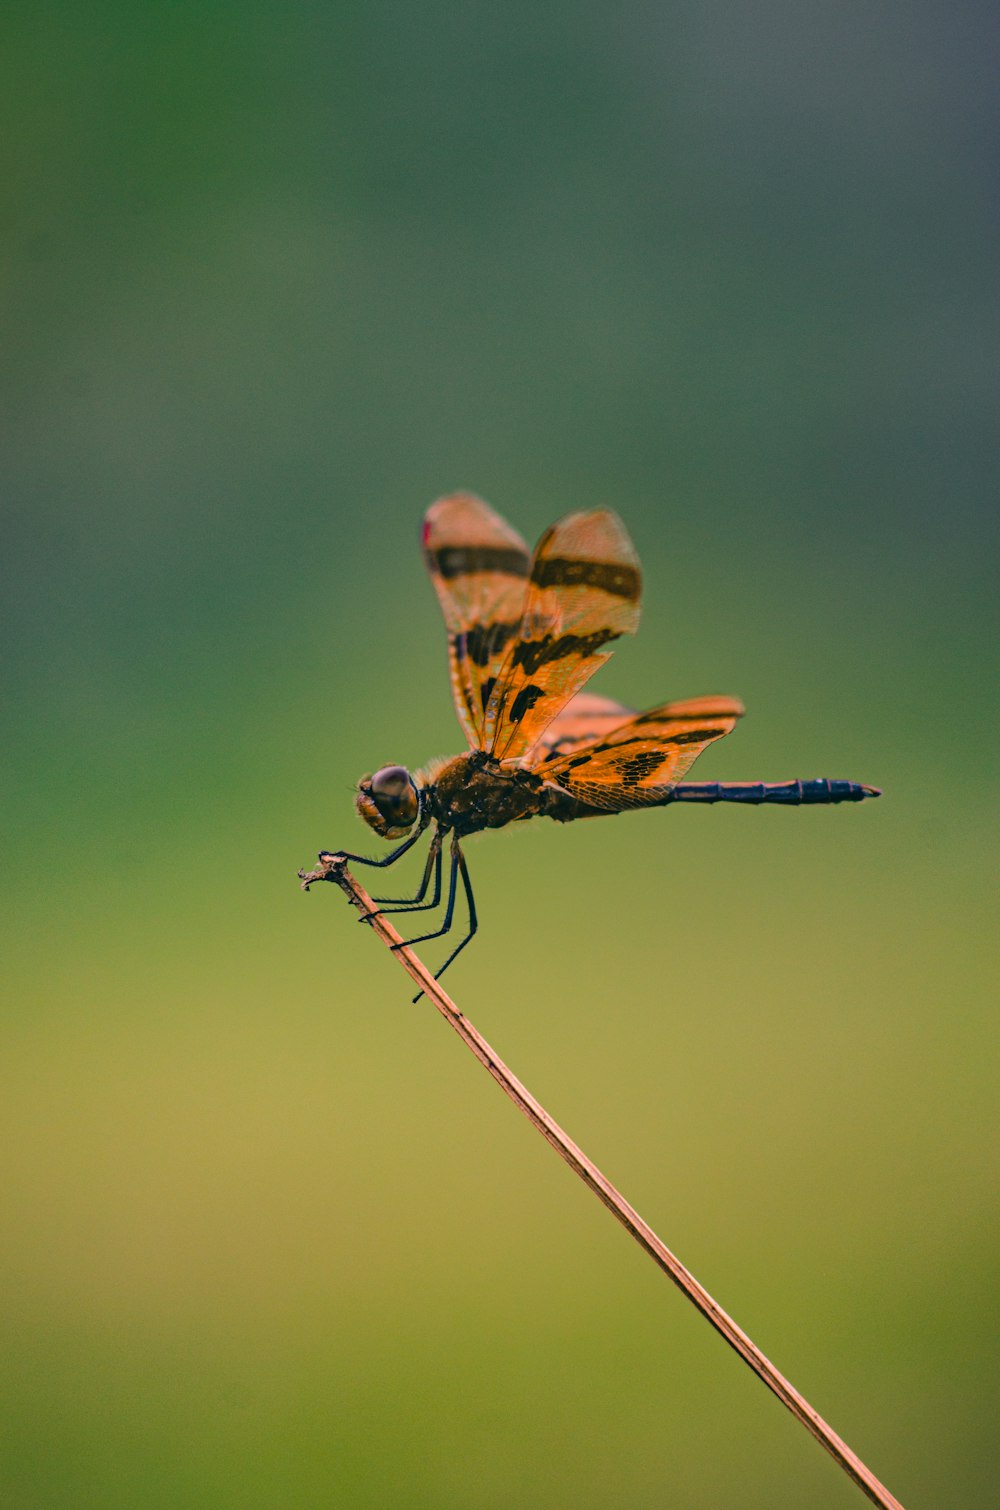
802, 780, 879, 802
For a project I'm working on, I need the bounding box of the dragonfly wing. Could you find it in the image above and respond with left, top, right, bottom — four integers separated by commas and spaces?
539, 695, 745, 809
422, 493, 531, 749
532, 691, 637, 765
485, 510, 642, 761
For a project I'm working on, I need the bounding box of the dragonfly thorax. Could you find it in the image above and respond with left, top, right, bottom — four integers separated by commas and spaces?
356, 764, 421, 839
426, 750, 546, 836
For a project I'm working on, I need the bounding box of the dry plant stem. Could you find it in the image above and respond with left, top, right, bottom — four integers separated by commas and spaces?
299, 855, 905, 1510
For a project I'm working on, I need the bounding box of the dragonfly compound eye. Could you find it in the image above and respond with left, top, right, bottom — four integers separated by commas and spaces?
356, 765, 420, 838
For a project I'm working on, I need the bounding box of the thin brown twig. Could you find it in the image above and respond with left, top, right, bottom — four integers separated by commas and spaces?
299, 853, 906, 1510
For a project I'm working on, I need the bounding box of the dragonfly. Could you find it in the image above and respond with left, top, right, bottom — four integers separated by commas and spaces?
312, 493, 879, 985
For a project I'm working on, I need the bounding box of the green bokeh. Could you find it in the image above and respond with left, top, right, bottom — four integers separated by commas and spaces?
3, 6, 995, 1507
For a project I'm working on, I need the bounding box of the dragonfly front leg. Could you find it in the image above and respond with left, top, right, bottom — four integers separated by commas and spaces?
320, 821, 427, 871
300, 827, 428, 893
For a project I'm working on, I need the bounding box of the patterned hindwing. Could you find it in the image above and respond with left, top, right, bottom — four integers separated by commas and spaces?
539, 695, 745, 809
485, 509, 642, 762
532, 691, 638, 766
422, 493, 532, 749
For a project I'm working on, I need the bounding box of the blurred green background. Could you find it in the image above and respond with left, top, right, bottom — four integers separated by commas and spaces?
3, 5, 996, 1507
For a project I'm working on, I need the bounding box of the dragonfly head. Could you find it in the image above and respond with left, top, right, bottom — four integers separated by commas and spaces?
356, 764, 421, 839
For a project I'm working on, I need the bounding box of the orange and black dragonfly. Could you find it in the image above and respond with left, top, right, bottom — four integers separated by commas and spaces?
314, 493, 879, 984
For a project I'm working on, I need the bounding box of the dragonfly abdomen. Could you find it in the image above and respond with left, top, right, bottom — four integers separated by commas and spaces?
669, 780, 880, 805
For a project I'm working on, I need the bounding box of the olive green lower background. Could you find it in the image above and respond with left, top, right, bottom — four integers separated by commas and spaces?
3, 6, 996, 1507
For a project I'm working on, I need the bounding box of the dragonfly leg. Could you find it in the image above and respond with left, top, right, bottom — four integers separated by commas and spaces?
411, 844, 478, 1001
371, 830, 444, 912
390, 837, 462, 951
321, 821, 427, 871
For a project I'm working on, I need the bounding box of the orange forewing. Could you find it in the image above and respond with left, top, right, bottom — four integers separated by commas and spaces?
484, 510, 642, 762
422, 493, 531, 749
536, 695, 745, 808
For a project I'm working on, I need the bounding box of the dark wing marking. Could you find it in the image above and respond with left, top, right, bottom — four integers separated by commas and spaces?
484, 509, 642, 762
422, 493, 531, 749
539, 695, 745, 808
